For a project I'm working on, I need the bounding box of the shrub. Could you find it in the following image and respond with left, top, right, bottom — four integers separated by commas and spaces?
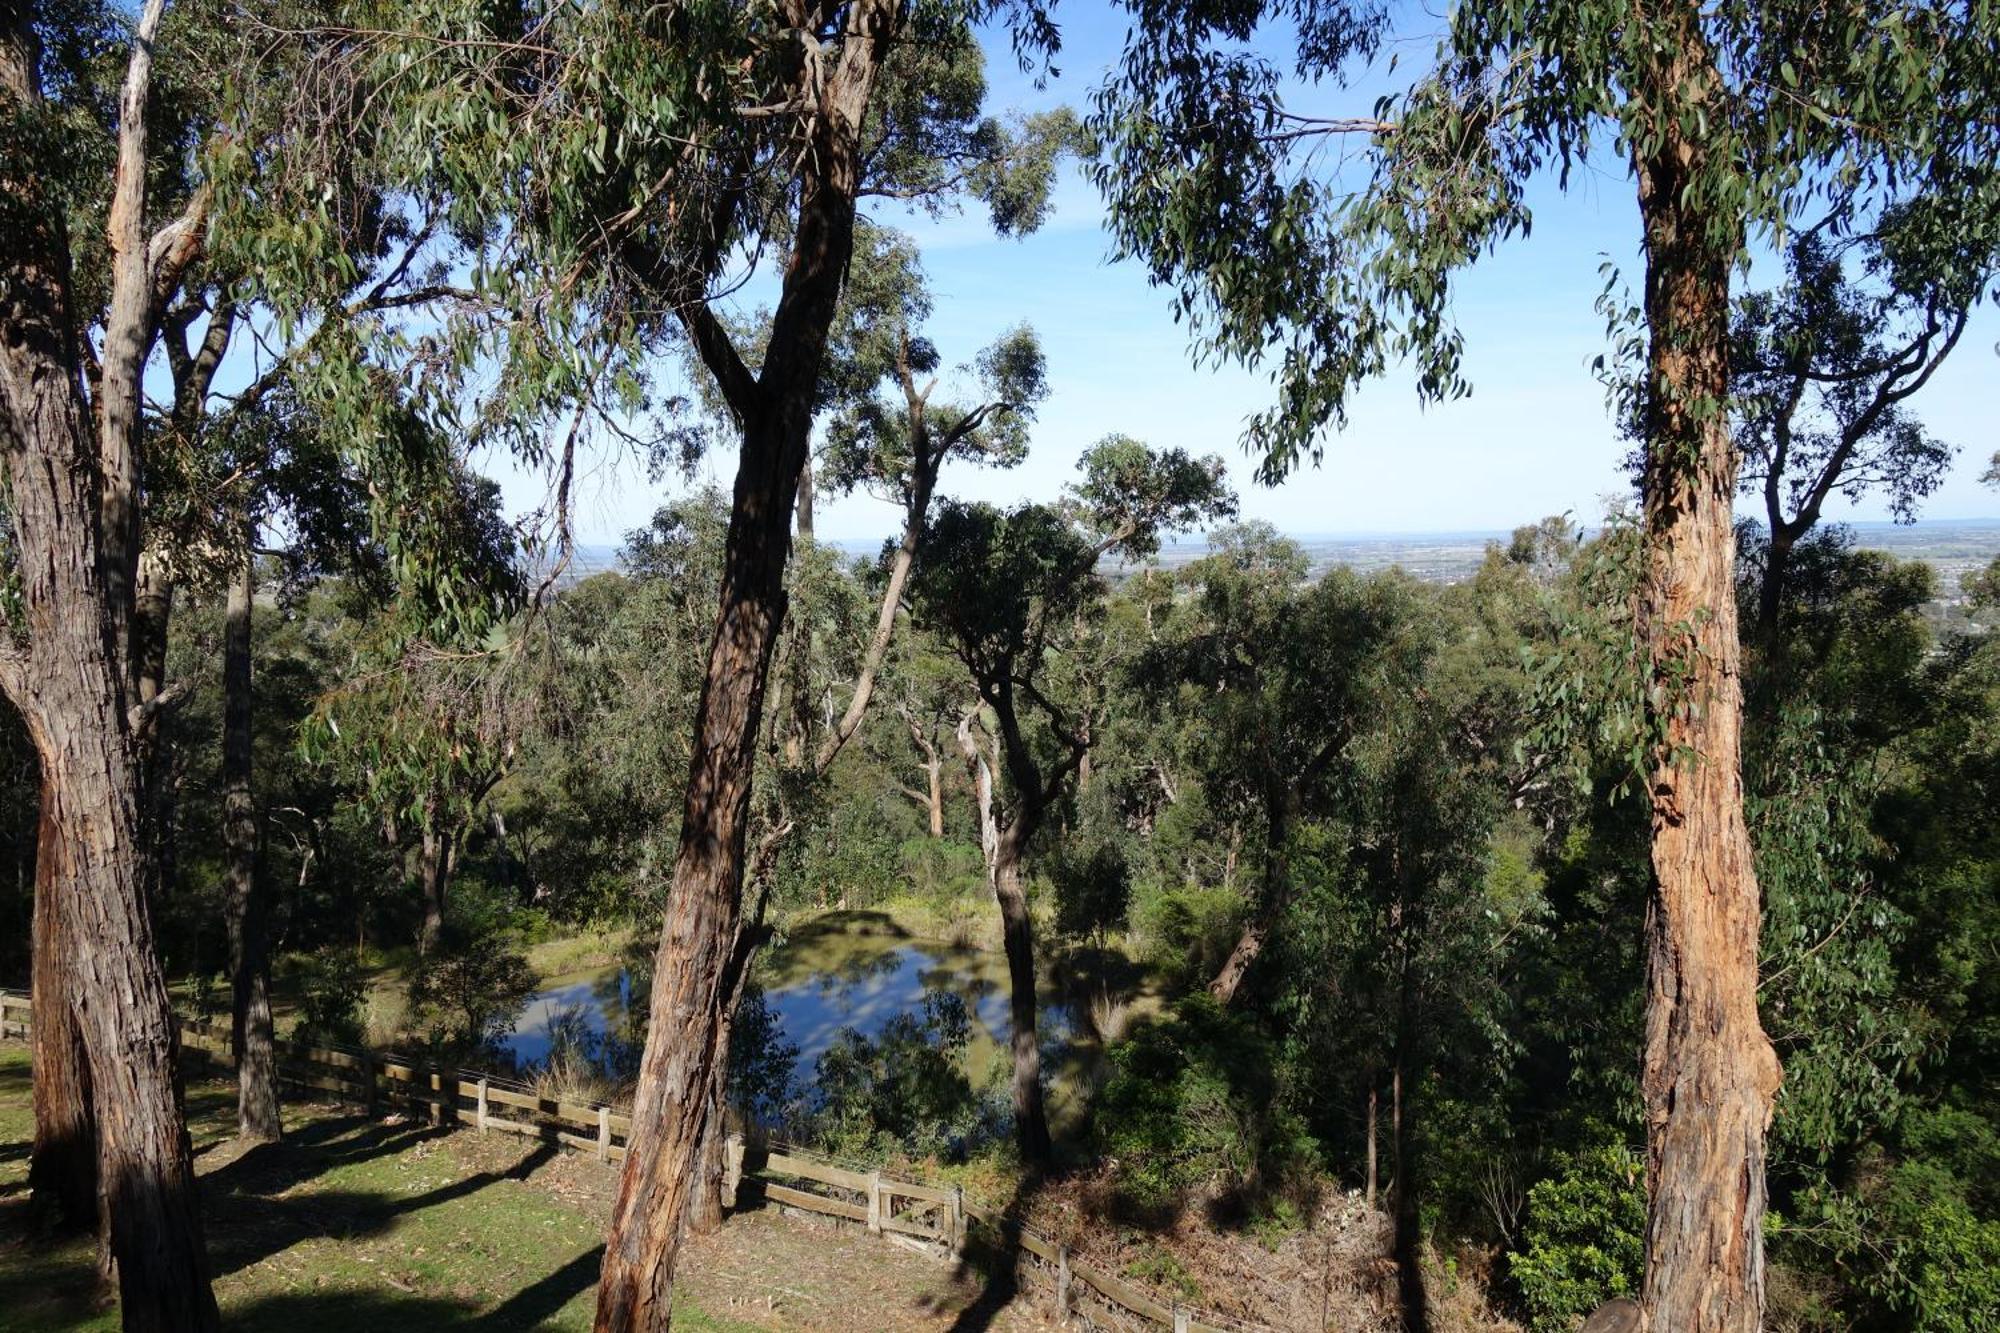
287, 947, 367, 1047
798, 988, 984, 1159
408, 942, 537, 1054
1094, 994, 1318, 1216
1507, 1141, 1646, 1332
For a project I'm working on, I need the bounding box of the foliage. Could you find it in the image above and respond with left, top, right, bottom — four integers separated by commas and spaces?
1507, 1140, 1648, 1333
1095, 995, 1317, 1215
798, 990, 985, 1160
406, 942, 537, 1055
726, 986, 799, 1128
284, 948, 368, 1049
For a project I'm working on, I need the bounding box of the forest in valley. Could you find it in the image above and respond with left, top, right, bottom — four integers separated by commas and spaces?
0, 1, 1997, 1332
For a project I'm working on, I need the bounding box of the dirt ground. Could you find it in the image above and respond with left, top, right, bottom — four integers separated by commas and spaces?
448, 1123, 1065, 1333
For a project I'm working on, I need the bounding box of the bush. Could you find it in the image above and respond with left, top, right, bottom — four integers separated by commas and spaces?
1094, 994, 1317, 1217
1129, 881, 1245, 984
1507, 1141, 1646, 1332
408, 942, 537, 1055
286, 947, 367, 1047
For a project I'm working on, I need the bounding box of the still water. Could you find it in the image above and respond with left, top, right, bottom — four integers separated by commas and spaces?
501, 914, 1126, 1112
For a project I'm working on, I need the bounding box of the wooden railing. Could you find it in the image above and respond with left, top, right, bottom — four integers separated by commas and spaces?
0, 989, 1271, 1333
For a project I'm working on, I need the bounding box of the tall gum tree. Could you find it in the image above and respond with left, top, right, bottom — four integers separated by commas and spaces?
1091, 0, 2000, 1325
681, 223, 1059, 1232
1, 1, 221, 1325
594, 9, 1067, 1321
909, 441, 1232, 1160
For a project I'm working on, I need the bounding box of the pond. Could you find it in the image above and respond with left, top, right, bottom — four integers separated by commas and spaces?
500, 912, 1148, 1125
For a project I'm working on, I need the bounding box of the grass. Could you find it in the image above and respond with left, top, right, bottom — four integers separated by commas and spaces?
0, 1045, 757, 1333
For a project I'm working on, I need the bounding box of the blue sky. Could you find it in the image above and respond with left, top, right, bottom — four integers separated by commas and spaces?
497, 6, 2000, 550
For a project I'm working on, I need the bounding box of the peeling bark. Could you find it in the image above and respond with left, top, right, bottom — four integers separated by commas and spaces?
1631, 20, 1783, 1327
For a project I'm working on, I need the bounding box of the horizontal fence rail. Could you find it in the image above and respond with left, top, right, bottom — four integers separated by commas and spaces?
0, 989, 1271, 1333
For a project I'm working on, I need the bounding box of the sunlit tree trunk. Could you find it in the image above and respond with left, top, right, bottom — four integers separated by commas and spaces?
1632, 20, 1783, 1328
1, 4, 219, 1324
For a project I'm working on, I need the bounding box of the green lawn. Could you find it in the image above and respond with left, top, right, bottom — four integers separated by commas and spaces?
0, 1045, 753, 1333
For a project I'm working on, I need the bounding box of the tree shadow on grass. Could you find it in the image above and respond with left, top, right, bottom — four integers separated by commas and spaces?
222, 1246, 607, 1332
205, 1132, 561, 1280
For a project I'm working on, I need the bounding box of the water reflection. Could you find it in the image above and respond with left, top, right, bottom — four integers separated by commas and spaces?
500, 921, 1089, 1102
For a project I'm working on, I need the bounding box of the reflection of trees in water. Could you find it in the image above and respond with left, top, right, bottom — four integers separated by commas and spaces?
727, 984, 798, 1124
591, 967, 648, 1053
789, 982, 995, 1157
810, 943, 910, 996
535, 1002, 644, 1086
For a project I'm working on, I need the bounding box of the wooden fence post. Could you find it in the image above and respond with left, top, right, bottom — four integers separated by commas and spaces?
476, 1078, 490, 1133
596, 1106, 611, 1162
722, 1134, 744, 1209
866, 1170, 883, 1234
360, 1049, 376, 1116
440, 1069, 458, 1126
1056, 1245, 1071, 1319
1173, 1301, 1190, 1333
950, 1184, 967, 1258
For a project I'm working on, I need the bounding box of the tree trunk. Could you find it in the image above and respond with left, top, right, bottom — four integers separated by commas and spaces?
815, 449, 935, 772
1755, 524, 1796, 646
1208, 798, 1291, 1006
923, 751, 944, 838
992, 825, 1052, 1163
957, 709, 1002, 875
1365, 1079, 1378, 1211
0, 11, 219, 1308
1390, 951, 1427, 1333
795, 453, 815, 542
223, 552, 281, 1143
417, 800, 451, 956
29, 799, 97, 1235
594, 407, 815, 1329
593, 4, 897, 1321
1632, 33, 1783, 1330
18, 595, 220, 1333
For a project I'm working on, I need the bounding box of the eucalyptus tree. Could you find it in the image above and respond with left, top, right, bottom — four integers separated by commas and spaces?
814, 221, 1053, 771
302, 461, 524, 958
910, 441, 1232, 1159
910, 501, 1099, 1161
1158, 529, 1429, 1006
1732, 221, 1987, 639
1092, 0, 2000, 1322
0, 2, 227, 1319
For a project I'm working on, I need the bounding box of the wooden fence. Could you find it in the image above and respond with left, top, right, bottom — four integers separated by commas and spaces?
0, 989, 1270, 1333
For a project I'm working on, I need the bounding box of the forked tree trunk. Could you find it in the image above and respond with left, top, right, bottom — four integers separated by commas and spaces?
992, 826, 1051, 1162
595, 405, 808, 1329
224, 552, 281, 1143
28, 800, 97, 1235
593, 5, 898, 1322
1208, 798, 1290, 1006
1632, 26, 1783, 1329
2, 7, 218, 1317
